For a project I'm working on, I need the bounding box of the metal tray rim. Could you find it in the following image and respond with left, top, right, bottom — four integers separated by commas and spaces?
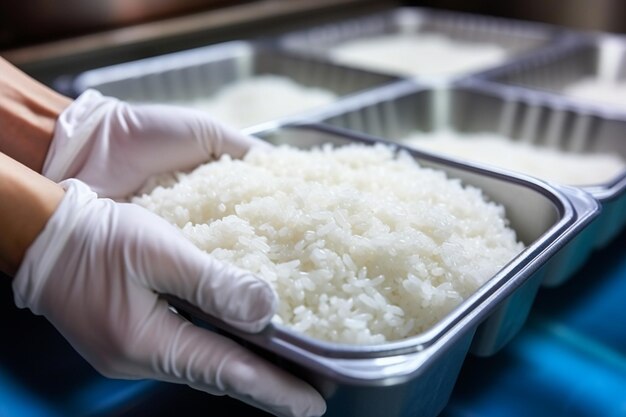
71, 40, 255, 94
166, 123, 600, 385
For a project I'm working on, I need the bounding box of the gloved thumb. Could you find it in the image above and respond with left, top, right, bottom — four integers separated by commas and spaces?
121, 204, 277, 333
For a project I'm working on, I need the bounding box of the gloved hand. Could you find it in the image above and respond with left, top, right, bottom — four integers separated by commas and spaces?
43, 89, 271, 199
13, 179, 326, 417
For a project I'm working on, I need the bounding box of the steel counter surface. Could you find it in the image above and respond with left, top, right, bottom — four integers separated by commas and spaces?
0, 227, 623, 417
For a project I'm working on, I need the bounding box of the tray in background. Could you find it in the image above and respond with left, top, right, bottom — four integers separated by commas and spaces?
314, 80, 626, 286
67, 40, 403, 133
475, 34, 626, 114
276, 7, 568, 81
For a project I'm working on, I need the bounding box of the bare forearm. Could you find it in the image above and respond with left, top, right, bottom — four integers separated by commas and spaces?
0, 152, 64, 276
0, 57, 72, 172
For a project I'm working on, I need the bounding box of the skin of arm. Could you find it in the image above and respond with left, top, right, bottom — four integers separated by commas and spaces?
0, 57, 69, 275
0, 57, 71, 172
0, 151, 64, 276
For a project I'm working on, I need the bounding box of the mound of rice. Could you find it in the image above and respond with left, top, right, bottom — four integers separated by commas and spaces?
170, 75, 337, 129
329, 33, 507, 77
133, 144, 524, 344
402, 130, 626, 186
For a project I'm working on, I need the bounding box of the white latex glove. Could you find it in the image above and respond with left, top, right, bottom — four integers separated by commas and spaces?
43, 89, 271, 199
13, 179, 326, 417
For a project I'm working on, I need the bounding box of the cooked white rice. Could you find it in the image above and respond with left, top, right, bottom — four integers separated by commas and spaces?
329, 33, 507, 77
133, 144, 524, 344
402, 130, 626, 186
169, 75, 337, 128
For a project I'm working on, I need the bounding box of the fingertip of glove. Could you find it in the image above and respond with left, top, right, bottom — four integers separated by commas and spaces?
211, 265, 278, 334
270, 375, 327, 417
250, 138, 274, 151
232, 275, 277, 333
303, 390, 327, 417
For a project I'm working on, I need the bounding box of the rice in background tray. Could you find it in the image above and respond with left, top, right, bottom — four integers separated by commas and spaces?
401, 130, 626, 186
145, 75, 337, 129
562, 78, 626, 108
328, 33, 508, 78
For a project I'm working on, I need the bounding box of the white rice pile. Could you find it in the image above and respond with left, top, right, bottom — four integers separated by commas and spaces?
328, 33, 507, 77
171, 75, 337, 128
402, 130, 626, 186
563, 77, 626, 108
133, 144, 524, 344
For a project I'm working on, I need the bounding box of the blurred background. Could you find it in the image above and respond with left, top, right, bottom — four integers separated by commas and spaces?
2, 0, 626, 51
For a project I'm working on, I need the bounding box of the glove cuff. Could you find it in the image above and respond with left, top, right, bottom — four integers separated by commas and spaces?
13, 179, 97, 312
43, 89, 118, 183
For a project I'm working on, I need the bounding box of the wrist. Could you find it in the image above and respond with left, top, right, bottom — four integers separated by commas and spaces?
0, 152, 64, 276
0, 57, 72, 172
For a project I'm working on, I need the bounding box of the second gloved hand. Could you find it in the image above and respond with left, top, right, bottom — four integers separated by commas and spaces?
43, 90, 271, 199
13, 179, 325, 417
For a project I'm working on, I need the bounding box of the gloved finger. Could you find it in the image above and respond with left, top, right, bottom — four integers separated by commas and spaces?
127, 204, 276, 333
44, 89, 119, 183
127, 103, 273, 161
112, 103, 272, 199
141, 303, 326, 417
46, 90, 273, 200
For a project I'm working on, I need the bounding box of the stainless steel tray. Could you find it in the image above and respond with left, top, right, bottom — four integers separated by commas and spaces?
68, 40, 402, 134
474, 34, 626, 114
276, 7, 568, 81
166, 124, 599, 417
313, 80, 626, 287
